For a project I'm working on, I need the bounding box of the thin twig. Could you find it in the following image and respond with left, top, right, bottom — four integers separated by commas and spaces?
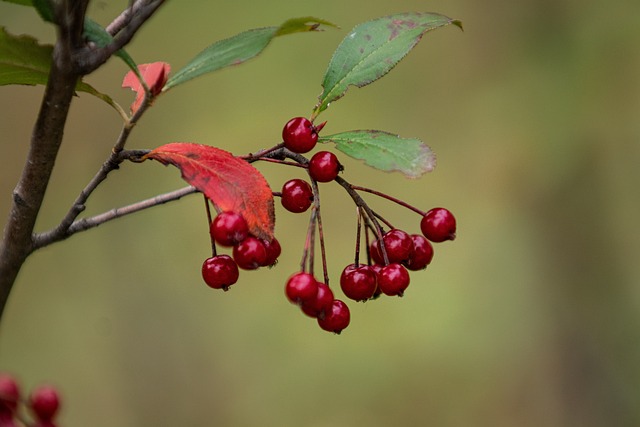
32, 186, 198, 249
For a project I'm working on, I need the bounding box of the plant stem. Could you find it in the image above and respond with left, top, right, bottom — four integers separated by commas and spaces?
350, 185, 426, 216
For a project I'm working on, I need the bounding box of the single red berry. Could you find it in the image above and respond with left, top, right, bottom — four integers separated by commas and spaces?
369, 239, 385, 265
317, 300, 350, 334
282, 117, 322, 153
421, 207, 457, 242
404, 234, 434, 271
281, 179, 313, 213
233, 236, 268, 270
308, 151, 342, 182
382, 229, 414, 263
0, 374, 20, 414
340, 264, 377, 302
301, 282, 334, 318
285, 272, 318, 305
261, 237, 281, 267
202, 255, 240, 290
377, 263, 410, 296
210, 211, 249, 247
29, 385, 60, 422
370, 264, 384, 299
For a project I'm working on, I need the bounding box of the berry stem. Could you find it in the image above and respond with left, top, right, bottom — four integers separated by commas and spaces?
311, 179, 330, 286
203, 195, 217, 256
354, 207, 363, 267
350, 185, 427, 216
239, 143, 285, 161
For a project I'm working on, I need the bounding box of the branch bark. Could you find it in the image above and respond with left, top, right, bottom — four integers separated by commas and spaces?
0, 0, 89, 320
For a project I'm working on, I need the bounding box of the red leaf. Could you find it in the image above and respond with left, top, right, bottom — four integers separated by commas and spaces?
122, 62, 171, 114
145, 143, 275, 240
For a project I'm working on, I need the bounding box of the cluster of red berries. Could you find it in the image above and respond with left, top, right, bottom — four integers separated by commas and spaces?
0, 373, 61, 427
201, 212, 281, 290
201, 117, 456, 334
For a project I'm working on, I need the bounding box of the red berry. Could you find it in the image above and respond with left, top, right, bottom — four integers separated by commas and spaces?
340, 264, 377, 302
301, 282, 334, 318
369, 239, 385, 265
29, 385, 60, 422
317, 300, 350, 334
308, 151, 342, 182
404, 234, 434, 271
282, 117, 320, 153
202, 255, 239, 290
232, 237, 268, 270
382, 229, 414, 263
0, 374, 19, 414
261, 237, 281, 267
377, 263, 410, 296
421, 207, 456, 242
285, 272, 318, 305
281, 179, 313, 213
210, 211, 249, 247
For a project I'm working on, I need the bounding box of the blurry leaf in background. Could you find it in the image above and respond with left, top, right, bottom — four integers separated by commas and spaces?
0, 27, 123, 114
164, 17, 337, 91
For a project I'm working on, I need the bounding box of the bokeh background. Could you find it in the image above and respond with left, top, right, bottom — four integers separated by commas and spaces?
1, 0, 639, 426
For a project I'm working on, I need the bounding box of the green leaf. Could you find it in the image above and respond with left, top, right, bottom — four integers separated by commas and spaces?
0, 27, 124, 115
319, 130, 436, 178
314, 12, 462, 116
164, 17, 337, 91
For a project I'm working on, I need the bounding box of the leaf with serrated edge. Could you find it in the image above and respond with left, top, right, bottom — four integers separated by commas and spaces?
319, 130, 436, 178
144, 143, 275, 239
314, 12, 462, 116
164, 17, 336, 91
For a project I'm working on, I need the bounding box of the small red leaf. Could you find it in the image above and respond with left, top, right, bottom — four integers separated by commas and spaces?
122, 62, 171, 114
145, 143, 275, 240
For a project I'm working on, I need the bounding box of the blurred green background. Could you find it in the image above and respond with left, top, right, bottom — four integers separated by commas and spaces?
1, 1, 639, 426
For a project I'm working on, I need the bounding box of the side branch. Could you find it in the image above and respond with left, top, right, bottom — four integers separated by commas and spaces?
32, 186, 198, 250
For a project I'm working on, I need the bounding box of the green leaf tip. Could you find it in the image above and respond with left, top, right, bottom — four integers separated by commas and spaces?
275, 17, 338, 36
313, 12, 461, 117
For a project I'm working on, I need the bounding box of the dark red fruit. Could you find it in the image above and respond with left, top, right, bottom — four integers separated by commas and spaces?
421, 207, 456, 242
404, 234, 434, 271
210, 211, 249, 247
232, 237, 267, 270
261, 237, 281, 267
317, 300, 350, 334
202, 255, 240, 290
0, 374, 20, 413
29, 385, 60, 422
340, 264, 377, 302
301, 282, 334, 318
308, 151, 342, 182
369, 239, 385, 265
377, 263, 410, 296
282, 117, 321, 153
382, 229, 414, 263
281, 179, 313, 213
285, 272, 318, 305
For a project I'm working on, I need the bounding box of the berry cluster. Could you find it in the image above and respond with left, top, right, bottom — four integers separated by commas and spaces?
201, 117, 456, 334
0, 373, 61, 427
202, 211, 281, 290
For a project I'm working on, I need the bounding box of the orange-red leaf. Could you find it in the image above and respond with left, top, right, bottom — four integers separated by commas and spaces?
122, 61, 171, 114
144, 143, 275, 240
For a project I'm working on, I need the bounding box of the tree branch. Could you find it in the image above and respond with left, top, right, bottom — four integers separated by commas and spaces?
32, 186, 198, 250
75, 0, 166, 74
0, 0, 89, 320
